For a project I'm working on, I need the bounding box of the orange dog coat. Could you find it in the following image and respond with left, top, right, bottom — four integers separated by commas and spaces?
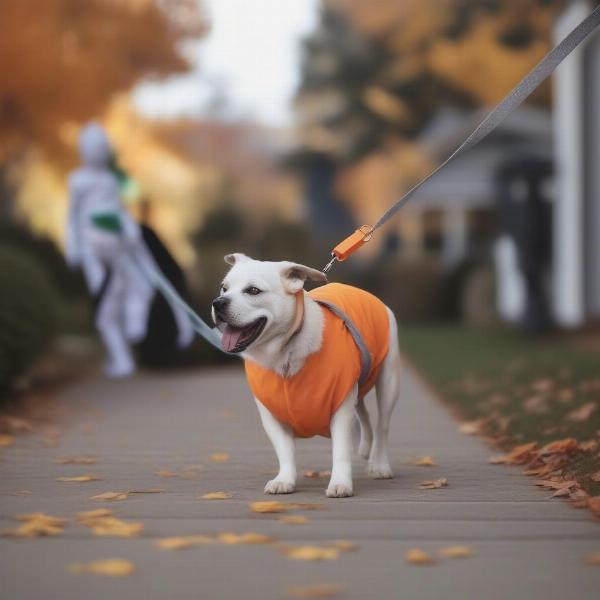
244, 283, 390, 438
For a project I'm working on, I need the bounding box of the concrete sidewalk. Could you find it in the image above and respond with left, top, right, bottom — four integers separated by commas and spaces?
1, 365, 599, 599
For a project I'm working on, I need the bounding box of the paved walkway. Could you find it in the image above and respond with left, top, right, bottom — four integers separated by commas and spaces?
1, 365, 599, 599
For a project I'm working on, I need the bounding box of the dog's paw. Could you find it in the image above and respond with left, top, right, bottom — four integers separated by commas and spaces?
367, 464, 394, 479
264, 479, 296, 494
325, 483, 354, 498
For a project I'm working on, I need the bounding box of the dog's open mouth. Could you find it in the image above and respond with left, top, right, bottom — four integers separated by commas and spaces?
221, 317, 267, 353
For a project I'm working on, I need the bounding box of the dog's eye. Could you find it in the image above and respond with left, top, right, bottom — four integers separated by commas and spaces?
244, 286, 262, 296
221, 284, 228, 293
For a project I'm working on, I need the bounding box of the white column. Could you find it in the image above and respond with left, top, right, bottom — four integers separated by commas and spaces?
551, 1, 589, 327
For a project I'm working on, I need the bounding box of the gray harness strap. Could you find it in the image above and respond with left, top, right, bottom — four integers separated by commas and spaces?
315, 300, 372, 388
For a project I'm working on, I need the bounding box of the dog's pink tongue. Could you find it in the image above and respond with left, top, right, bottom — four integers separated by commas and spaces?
221, 325, 244, 352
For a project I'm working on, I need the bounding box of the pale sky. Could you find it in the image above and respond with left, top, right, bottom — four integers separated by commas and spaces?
134, 0, 319, 126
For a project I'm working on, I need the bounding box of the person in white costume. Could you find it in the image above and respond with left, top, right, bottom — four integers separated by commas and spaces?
65, 123, 193, 377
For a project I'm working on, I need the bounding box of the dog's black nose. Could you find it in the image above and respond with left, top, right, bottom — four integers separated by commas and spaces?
212, 296, 230, 314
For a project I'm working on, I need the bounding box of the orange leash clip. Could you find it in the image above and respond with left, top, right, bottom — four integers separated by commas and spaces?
322, 225, 374, 274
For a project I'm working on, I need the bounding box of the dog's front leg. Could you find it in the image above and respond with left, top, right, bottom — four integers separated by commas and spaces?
255, 398, 297, 494
326, 388, 357, 498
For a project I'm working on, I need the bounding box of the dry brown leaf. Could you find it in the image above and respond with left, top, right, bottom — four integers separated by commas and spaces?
199, 492, 233, 500
209, 453, 230, 463
218, 532, 274, 545
11, 490, 32, 496
438, 545, 473, 558
413, 456, 437, 467
69, 559, 135, 577
284, 583, 345, 598
590, 471, 600, 483
55, 456, 97, 465
539, 438, 579, 456
90, 491, 129, 502
128, 488, 165, 494
278, 515, 308, 525
566, 402, 597, 422
406, 548, 436, 565
0, 434, 15, 448
56, 475, 102, 482
584, 552, 600, 566
303, 470, 331, 478
282, 546, 340, 561
418, 478, 448, 490
156, 535, 213, 550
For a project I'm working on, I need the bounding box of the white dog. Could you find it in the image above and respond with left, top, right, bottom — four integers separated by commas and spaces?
212, 254, 401, 498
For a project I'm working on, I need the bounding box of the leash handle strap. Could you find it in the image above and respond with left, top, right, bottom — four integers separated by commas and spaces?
373, 4, 600, 231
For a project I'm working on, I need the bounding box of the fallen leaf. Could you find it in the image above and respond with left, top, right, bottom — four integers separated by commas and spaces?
413, 456, 437, 467
56, 475, 102, 482
457, 421, 483, 435
156, 535, 213, 550
76, 509, 113, 520
11, 490, 32, 496
0, 416, 32, 433
55, 456, 97, 465
438, 545, 473, 558
199, 492, 233, 500
539, 438, 579, 456
532, 378, 554, 393
584, 552, 600, 566
282, 546, 339, 561
580, 440, 599, 453
406, 549, 436, 565
488, 442, 538, 465
418, 478, 448, 490
249, 500, 323, 513
0, 434, 15, 448
278, 515, 308, 525
2, 513, 67, 538
155, 470, 179, 478
326, 540, 359, 552
217, 532, 274, 545
69, 559, 135, 577
209, 453, 230, 463
303, 470, 331, 478
590, 471, 600, 483
284, 583, 345, 598
566, 402, 597, 422
128, 488, 165, 494
79, 516, 144, 538
90, 491, 129, 502
16, 512, 67, 526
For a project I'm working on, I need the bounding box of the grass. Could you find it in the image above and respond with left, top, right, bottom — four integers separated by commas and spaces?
399, 324, 600, 494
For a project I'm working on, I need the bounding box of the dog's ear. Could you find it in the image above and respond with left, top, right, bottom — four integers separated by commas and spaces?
280, 262, 327, 293
224, 253, 250, 266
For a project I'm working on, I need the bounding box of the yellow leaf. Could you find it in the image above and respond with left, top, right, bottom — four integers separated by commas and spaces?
3, 513, 67, 538
55, 456, 97, 465
155, 470, 179, 478
209, 453, 230, 463
0, 434, 15, 447
217, 532, 274, 545
278, 515, 308, 525
156, 535, 213, 550
418, 478, 448, 490
326, 540, 359, 553
56, 475, 102, 482
69, 559, 135, 577
438, 545, 473, 558
406, 548, 436, 565
199, 492, 233, 500
76, 509, 113, 520
284, 583, 345, 598
16, 512, 67, 526
250, 500, 323, 513
413, 456, 437, 466
282, 546, 340, 561
90, 491, 129, 501
79, 516, 144, 538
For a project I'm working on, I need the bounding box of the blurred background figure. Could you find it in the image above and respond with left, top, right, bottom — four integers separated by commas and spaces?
66, 123, 193, 377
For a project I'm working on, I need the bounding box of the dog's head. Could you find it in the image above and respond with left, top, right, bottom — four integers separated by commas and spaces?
212, 253, 326, 353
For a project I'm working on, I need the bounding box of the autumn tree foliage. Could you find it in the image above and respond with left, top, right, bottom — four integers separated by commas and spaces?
0, 0, 204, 196
294, 0, 570, 163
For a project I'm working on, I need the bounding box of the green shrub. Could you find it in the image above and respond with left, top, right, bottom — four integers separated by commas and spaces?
0, 246, 60, 394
